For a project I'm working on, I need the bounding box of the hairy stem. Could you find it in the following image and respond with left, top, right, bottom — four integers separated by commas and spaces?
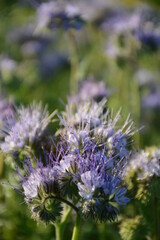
71, 214, 81, 240
54, 205, 72, 240
61, 205, 72, 225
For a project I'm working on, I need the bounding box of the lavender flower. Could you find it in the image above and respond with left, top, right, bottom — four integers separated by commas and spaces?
69, 79, 112, 104
59, 99, 136, 159
124, 147, 160, 180
14, 129, 131, 224
15, 153, 62, 224
135, 30, 160, 50
22, 166, 57, 200
1, 102, 56, 153
36, 1, 84, 31
12, 99, 134, 224
102, 9, 141, 34
78, 171, 96, 200
78, 170, 104, 200
114, 188, 130, 205
59, 140, 130, 222
0, 96, 15, 131
57, 98, 134, 222
142, 88, 160, 109
101, 4, 160, 60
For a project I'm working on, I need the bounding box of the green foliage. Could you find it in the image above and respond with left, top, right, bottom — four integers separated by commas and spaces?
119, 216, 147, 240
1, 1, 160, 239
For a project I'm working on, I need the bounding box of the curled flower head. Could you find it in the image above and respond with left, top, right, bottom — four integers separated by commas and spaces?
57, 137, 130, 222
1, 102, 56, 153
124, 147, 160, 181
15, 152, 63, 224
12, 99, 135, 224
13, 138, 130, 224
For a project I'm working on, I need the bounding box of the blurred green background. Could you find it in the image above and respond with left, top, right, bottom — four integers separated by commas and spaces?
0, 0, 160, 239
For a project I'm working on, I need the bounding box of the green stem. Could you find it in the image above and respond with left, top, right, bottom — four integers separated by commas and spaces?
154, 179, 159, 240
0, 152, 4, 179
71, 214, 81, 240
68, 30, 79, 95
45, 195, 78, 213
55, 223, 62, 240
54, 205, 72, 240
61, 205, 72, 225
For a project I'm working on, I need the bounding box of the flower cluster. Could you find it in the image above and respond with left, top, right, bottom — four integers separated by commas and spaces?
0, 102, 56, 153
36, 1, 84, 31
124, 147, 160, 181
57, 99, 134, 221
0, 95, 15, 132
15, 153, 61, 223
16, 143, 130, 223
11, 99, 136, 224
59, 99, 135, 159
102, 4, 160, 59
68, 79, 112, 104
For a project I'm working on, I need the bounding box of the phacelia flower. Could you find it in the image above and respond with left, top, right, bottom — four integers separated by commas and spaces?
15, 153, 63, 224
12, 99, 134, 224
57, 127, 131, 222
142, 88, 160, 109
14, 131, 131, 224
36, 1, 84, 31
124, 147, 160, 180
114, 187, 130, 205
0, 95, 15, 132
0, 102, 56, 153
59, 99, 136, 159
69, 79, 112, 104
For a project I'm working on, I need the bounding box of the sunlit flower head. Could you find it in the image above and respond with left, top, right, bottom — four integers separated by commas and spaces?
1, 102, 56, 153
59, 99, 136, 159
124, 147, 160, 180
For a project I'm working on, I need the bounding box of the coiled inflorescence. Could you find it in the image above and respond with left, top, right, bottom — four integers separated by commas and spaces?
11, 99, 136, 224
124, 147, 160, 180
0, 102, 56, 153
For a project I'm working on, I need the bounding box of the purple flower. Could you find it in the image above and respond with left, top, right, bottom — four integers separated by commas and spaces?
0, 95, 15, 129
12, 98, 134, 224
103, 175, 121, 195
15, 152, 63, 224
1, 102, 56, 153
78, 170, 105, 200
59, 99, 136, 160
124, 148, 160, 180
36, 1, 84, 31
78, 171, 96, 200
142, 88, 160, 109
114, 188, 130, 205
135, 30, 160, 50
22, 166, 57, 200
69, 79, 112, 104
